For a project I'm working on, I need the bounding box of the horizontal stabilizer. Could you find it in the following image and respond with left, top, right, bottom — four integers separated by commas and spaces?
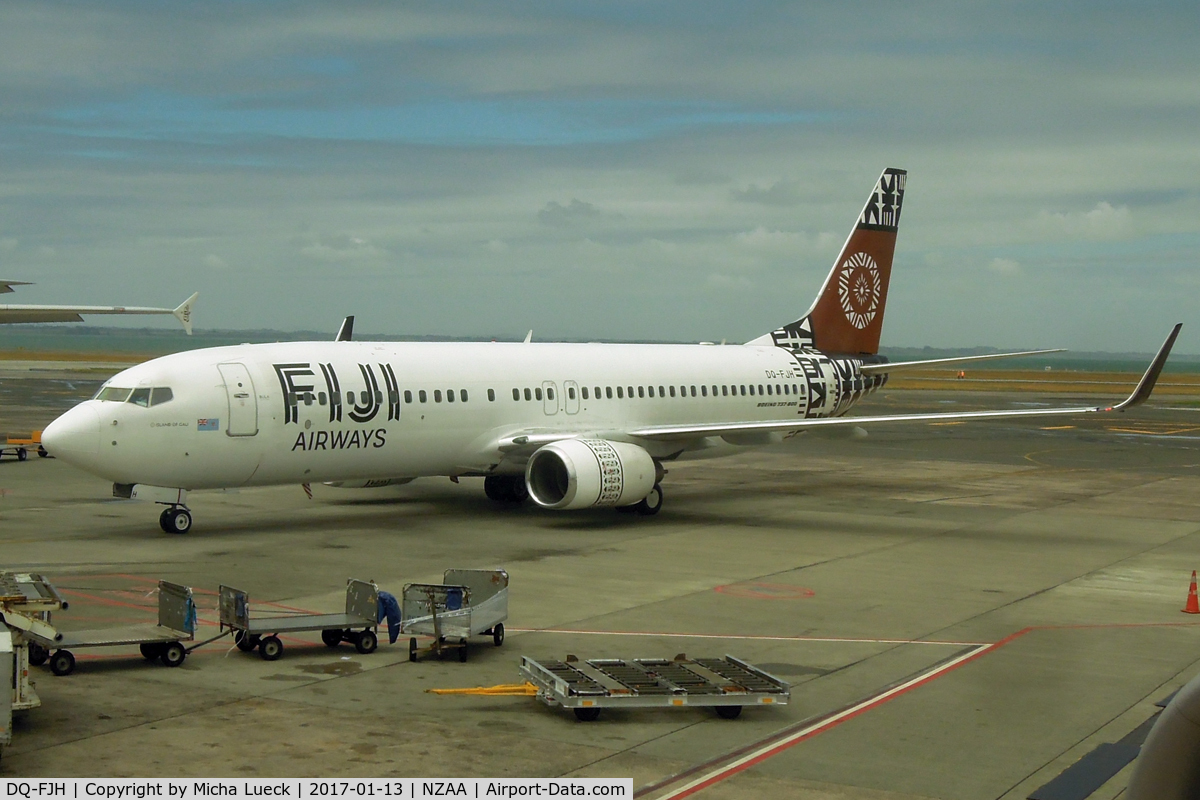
860, 349, 1065, 376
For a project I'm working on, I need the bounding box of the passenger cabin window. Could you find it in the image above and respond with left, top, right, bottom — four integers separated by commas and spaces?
766, 385, 772, 396
690, 386, 697, 397
535, 387, 543, 401
524, 388, 532, 401
419, 390, 427, 403
582, 387, 589, 400
669, 386, 676, 397
128, 388, 151, 407
759, 384, 765, 395
616, 386, 624, 399
512, 388, 520, 401
701, 385, 708, 397
594, 386, 601, 398
740, 385, 747, 396
637, 386, 644, 398
606, 387, 613, 399
95, 387, 132, 402
568, 387, 576, 400
446, 389, 454, 403
461, 389, 468, 402
434, 390, 443, 403
547, 388, 554, 400
627, 386, 633, 398
488, 389, 495, 402
150, 387, 174, 406
659, 385, 666, 397
404, 390, 413, 403
722, 385, 728, 396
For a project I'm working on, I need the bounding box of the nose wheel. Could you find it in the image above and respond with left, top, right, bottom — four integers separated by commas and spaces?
159, 506, 193, 534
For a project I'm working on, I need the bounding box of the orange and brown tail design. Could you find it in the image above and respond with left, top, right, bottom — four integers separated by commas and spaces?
751, 168, 906, 356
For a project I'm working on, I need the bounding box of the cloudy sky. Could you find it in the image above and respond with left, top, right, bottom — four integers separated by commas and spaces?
1, 2, 1197, 351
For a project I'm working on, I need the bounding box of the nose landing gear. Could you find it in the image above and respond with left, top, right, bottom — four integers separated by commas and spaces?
159, 505, 193, 534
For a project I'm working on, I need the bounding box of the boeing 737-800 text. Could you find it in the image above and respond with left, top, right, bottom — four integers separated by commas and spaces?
41, 169, 1181, 533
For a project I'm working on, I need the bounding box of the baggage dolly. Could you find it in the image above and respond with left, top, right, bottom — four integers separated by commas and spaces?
520, 653, 790, 721
219, 579, 379, 661
403, 569, 508, 663
2, 572, 198, 676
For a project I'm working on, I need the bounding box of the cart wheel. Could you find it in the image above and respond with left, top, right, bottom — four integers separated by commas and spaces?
259, 636, 284, 661
321, 629, 344, 648
574, 707, 600, 722
458, 641, 468, 663
408, 637, 418, 662
17, 448, 28, 461
160, 642, 187, 668
140, 642, 165, 660
355, 630, 378, 655
27, 642, 49, 666
493, 623, 505, 647
234, 631, 259, 652
715, 706, 743, 720
50, 650, 76, 676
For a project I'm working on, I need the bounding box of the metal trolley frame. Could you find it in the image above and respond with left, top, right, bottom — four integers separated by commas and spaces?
402, 569, 508, 663
2, 573, 196, 676
520, 653, 790, 721
219, 579, 379, 661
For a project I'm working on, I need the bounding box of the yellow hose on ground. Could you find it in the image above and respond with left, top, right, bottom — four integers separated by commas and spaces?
425, 682, 539, 696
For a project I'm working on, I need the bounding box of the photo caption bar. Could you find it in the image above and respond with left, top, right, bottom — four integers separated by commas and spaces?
1, 781, 631, 800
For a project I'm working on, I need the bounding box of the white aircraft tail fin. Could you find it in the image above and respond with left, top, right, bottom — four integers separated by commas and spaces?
172, 292, 198, 335
335, 315, 354, 342
749, 168, 906, 356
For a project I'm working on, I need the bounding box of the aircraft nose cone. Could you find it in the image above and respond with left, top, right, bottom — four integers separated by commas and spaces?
42, 404, 101, 464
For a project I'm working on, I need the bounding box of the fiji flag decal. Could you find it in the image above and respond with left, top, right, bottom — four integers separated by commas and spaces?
197, 418, 220, 431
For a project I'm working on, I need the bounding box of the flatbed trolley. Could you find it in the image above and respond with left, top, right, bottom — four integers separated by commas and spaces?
1, 572, 198, 676
520, 654, 790, 721
402, 569, 508, 663
219, 579, 379, 661
1, 431, 46, 461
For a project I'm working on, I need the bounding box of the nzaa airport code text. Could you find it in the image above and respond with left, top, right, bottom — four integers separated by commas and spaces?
2, 781, 631, 800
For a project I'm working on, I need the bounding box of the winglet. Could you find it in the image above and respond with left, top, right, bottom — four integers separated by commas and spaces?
335, 315, 354, 342
1111, 323, 1182, 412
172, 292, 198, 335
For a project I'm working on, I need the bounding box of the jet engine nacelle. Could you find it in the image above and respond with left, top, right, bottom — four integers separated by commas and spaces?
525, 438, 659, 510
324, 478, 416, 489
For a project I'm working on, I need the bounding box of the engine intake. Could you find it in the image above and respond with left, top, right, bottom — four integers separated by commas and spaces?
525, 439, 658, 510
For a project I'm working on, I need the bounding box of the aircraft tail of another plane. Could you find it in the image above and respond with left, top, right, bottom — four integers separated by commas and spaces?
749, 167, 906, 356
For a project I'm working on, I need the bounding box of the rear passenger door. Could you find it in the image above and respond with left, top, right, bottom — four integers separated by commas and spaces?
542, 381, 559, 415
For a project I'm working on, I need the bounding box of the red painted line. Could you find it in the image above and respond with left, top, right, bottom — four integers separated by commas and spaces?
645, 628, 1035, 800
510, 627, 987, 647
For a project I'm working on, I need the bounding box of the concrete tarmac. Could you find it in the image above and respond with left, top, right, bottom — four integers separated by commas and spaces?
2, 370, 1200, 799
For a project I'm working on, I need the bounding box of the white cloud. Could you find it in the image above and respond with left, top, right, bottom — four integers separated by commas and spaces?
988, 257, 1021, 276
1038, 202, 1132, 239
203, 254, 227, 269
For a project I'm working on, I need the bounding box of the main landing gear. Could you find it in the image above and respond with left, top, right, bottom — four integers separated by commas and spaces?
159, 505, 192, 534
484, 475, 529, 504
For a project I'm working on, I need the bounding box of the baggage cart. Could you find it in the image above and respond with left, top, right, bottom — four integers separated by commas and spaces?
20, 580, 198, 676
520, 653, 790, 721
219, 579, 379, 661
1, 631, 11, 764
402, 569, 508, 663
1, 430, 45, 461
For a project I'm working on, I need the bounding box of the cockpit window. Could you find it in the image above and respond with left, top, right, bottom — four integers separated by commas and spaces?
150, 387, 174, 406
128, 388, 151, 407
95, 387, 132, 402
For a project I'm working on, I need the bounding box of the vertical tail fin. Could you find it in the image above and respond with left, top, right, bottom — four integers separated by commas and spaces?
750, 168, 906, 355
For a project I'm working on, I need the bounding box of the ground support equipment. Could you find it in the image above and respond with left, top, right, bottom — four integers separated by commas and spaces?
219, 579, 379, 661
17, 578, 198, 676
402, 569, 508, 663
0, 430, 45, 461
519, 653, 790, 721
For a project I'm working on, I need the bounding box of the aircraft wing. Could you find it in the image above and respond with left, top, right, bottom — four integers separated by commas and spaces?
0, 292, 198, 334
859, 348, 1064, 376
628, 325, 1181, 441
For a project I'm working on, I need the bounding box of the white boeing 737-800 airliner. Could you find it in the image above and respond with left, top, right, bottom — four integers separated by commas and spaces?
41, 168, 1181, 533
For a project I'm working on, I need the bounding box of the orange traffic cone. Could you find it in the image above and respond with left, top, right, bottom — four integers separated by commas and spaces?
1184, 571, 1200, 614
